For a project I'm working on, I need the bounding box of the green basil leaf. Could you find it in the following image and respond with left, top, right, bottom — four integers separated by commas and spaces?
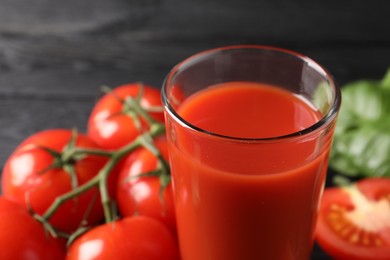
381, 68, 390, 89
330, 69, 390, 178
331, 122, 390, 177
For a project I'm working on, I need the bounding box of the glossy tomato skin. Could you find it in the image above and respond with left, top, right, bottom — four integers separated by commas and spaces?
87, 83, 164, 150
316, 178, 390, 260
116, 138, 176, 234
66, 216, 180, 260
1, 129, 111, 233
0, 196, 65, 259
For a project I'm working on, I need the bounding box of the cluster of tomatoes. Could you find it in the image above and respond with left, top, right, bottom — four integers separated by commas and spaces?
0, 83, 180, 259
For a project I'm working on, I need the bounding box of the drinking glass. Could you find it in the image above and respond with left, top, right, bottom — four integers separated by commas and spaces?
162, 45, 341, 260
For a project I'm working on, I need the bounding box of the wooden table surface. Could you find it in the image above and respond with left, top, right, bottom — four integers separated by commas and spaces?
0, 0, 389, 258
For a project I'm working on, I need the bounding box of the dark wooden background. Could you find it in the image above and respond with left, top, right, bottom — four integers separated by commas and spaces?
0, 0, 389, 258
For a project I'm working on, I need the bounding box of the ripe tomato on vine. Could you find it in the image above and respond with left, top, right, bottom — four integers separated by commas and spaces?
87, 83, 165, 150
2, 129, 112, 233
116, 137, 176, 234
0, 196, 65, 259
66, 216, 180, 260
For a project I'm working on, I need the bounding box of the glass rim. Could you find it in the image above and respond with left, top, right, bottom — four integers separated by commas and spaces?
162, 45, 341, 142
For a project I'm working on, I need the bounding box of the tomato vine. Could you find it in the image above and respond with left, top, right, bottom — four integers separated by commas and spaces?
25, 85, 167, 240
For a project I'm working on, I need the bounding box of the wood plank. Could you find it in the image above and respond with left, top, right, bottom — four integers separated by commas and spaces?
0, 68, 167, 98
0, 98, 94, 167
0, 0, 388, 43
0, 0, 388, 81
0, 46, 388, 98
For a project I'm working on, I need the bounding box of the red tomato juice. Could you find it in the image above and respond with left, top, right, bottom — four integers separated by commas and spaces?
165, 82, 334, 260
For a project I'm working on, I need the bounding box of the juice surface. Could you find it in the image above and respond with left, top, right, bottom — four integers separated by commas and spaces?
166, 82, 334, 260
179, 82, 318, 139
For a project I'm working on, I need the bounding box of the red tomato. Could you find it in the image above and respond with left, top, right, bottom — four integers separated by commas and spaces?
316, 178, 390, 260
0, 196, 65, 259
116, 138, 176, 234
66, 216, 180, 260
1, 129, 111, 233
87, 83, 164, 150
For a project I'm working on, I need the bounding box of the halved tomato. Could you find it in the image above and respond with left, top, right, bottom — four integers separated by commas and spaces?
316, 178, 390, 260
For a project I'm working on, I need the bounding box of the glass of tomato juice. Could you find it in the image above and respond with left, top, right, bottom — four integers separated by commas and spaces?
161, 45, 341, 260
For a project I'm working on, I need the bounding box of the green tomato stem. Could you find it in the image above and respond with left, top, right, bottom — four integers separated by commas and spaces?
99, 122, 166, 222
72, 147, 114, 157
41, 174, 100, 221
124, 96, 160, 126
39, 83, 168, 237
41, 121, 167, 227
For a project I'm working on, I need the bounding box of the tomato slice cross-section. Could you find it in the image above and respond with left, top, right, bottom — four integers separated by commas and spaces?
316, 178, 390, 260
